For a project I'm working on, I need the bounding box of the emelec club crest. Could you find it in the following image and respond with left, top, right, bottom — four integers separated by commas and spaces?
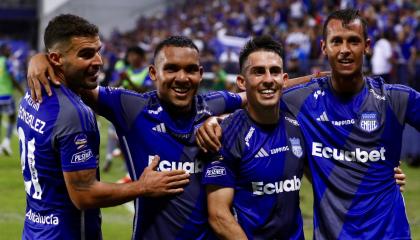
289, 138, 303, 158
359, 112, 379, 132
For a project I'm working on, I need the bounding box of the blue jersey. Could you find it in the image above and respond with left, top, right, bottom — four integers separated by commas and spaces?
202, 109, 305, 240
17, 87, 101, 240
97, 87, 242, 239
282, 76, 420, 239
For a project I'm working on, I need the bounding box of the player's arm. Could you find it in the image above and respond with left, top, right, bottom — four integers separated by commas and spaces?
207, 185, 247, 240
63, 155, 190, 210
395, 164, 406, 193
27, 53, 101, 109
284, 71, 330, 89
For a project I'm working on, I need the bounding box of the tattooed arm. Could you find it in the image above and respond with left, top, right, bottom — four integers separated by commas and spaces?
63, 156, 190, 209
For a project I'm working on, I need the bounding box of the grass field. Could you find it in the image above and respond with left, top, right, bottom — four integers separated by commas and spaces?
1, 117, 419, 239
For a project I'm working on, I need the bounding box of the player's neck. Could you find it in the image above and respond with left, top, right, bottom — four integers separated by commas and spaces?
247, 105, 279, 125
330, 72, 365, 96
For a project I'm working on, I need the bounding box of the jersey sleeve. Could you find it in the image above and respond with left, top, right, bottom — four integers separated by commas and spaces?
405, 87, 420, 131
202, 114, 241, 188
97, 86, 123, 124
202, 151, 236, 188
204, 91, 242, 115
58, 131, 98, 172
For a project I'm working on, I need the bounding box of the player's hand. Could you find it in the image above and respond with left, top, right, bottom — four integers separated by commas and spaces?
138, 155, 190, 197
27, 53, 60, 103
196, 116, 222, 153
394, 165, 406, 192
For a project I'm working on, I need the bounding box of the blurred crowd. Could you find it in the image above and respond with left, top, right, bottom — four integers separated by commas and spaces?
98, 0, 419, 91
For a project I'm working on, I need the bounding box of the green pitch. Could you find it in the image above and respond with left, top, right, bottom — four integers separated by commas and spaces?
1, 117, 419, 239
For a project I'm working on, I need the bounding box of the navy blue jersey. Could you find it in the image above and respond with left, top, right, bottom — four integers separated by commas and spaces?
282, 76, 420, 239
17, 87, 101, 240
97, 87, 242, 239
202, 109, 305, 240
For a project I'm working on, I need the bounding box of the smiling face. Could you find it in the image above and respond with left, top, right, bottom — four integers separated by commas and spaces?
49, 35, 103, 92
237, 50, 287, 111
321, 19, 370, 80
149, 46, 203, 113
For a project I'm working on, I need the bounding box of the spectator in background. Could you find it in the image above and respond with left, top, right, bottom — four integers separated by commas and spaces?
113, 46, 153, 92
371, 31, 394, 83
0, 44, 23, 156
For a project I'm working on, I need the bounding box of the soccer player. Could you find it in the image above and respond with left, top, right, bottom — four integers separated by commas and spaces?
202, 36, 305, 239
26, 33, 323, 238
198, 9, 416, 239
18, 15, 189, 239
0, 44, 23, 155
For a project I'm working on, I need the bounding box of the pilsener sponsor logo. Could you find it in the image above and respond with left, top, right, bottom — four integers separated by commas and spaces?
252, 176, 301, 195
205, 166, 226, 177
148, 156, 203, 173
312, 142, 386, 162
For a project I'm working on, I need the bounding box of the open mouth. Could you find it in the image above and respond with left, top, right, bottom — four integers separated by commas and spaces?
172, 87, 190, 94
258, 89, 277, 97
338, 59, 354, 64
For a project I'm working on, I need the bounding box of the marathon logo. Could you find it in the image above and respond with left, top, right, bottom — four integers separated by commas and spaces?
148, 155, 203, 173
71, 149, 93, 163
25, 209, 59, 225
252, 176, 301, 195
312, 142, 386, 162
74, 133, 88, 150
205, 166, 226, 177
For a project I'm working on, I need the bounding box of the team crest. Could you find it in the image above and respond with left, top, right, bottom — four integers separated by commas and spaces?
359, 112, 379, 132
289, 138, 303, 158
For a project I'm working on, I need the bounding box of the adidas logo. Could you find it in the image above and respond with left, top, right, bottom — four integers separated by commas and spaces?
152, 123, 166, 133
255, 148, 269, 158
316, 111, 329, 122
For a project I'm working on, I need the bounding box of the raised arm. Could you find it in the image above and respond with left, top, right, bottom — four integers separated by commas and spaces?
64, 155, 190, 210
285, 71, 330, 89
207, 185, 247, 240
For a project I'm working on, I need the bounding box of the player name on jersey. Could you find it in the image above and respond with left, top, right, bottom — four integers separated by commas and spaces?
18, 105, 46, 134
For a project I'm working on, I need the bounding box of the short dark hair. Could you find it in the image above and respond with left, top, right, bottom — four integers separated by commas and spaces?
323, 9, 368, 40
239, 35, 284, 73
44, 14, 99, 51
127, 46, 145, 57
153, 36, 199, 60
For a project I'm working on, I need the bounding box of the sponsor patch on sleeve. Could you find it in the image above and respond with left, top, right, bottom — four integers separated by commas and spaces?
71, 149, 93, 164
74, 133, 88, 150
205, 166, 226, 177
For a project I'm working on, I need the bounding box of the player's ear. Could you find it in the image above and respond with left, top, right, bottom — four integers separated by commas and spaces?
199, 65, 204, 83
236, 74, 246, 91
321, 40, 327, 56
47, 51, 62, 67
149, 64, 157, 82
364, 38, 371, 55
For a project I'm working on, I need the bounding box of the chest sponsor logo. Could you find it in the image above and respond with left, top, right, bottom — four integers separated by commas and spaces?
244, 127, 255, 147
369, 89, 386, 101
284, 116, 299, 126
148, 155, 203, 173
359, 112, 379, 132
148, 106, 162, 115
290, 137, 303, 158
74, 133, 88, 150
252, 176, 301, 195
71, 149, 93, 163
205, 166, 226, 177
25, 209, 59, 225
312, 142, 386, 162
